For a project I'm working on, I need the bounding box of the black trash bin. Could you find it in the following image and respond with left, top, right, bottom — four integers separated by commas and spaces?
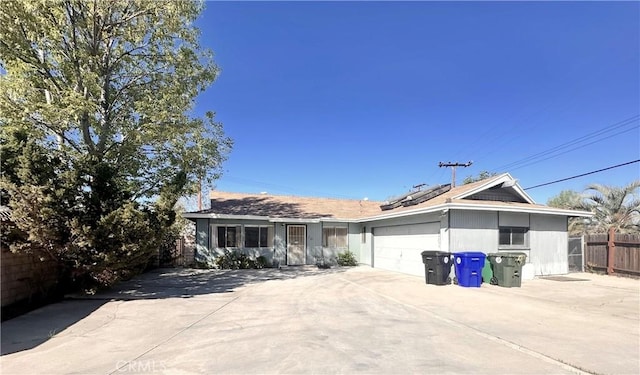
421, 251, 452, 285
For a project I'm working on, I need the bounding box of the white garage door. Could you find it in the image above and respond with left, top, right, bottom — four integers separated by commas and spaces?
373, 222, 440, 276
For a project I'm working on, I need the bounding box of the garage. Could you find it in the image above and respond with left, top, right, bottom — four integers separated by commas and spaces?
373, 222, 440, 276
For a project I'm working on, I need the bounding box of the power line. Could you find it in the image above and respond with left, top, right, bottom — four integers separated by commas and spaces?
523, 160, 640, 190
508, 125, 638, 172
491, 115, 639, 172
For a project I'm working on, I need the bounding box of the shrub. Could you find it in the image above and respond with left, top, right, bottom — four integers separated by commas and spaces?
315, 255, 331, 269
255, 256, 268, 269
336, 250, 358, 266
215, 250, 266, 270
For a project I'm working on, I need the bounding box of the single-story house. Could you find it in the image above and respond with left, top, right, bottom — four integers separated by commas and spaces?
184, 173, 592, 276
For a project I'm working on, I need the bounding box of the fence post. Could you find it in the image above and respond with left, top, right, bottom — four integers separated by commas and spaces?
607, 227, 616, 275
581, 234, 585, 272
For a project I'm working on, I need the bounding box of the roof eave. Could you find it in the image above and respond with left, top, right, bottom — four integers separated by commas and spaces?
183, 213, 271, 221
359, 204, 449, 222
444, 202, 594, 217
359, 201, 593, 222
182, 213, 360, 224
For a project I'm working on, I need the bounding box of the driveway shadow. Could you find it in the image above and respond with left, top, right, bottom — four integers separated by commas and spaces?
1, 299, 106, 356
1, 266, 348, 355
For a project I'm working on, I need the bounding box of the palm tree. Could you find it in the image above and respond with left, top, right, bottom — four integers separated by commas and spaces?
581, 181, 640, 234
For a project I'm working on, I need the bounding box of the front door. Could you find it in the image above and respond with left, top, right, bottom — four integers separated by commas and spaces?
287, 225, 306, 265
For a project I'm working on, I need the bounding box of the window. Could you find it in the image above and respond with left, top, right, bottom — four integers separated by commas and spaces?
323, 226, 348, 248
361, 226, 366, 243
245, 226, 273, 248
217, 226, 241, 248
499, 227, 528, 247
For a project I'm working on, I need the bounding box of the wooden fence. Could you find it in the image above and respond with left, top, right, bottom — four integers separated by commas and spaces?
585, 230, 640, 276
159, 237, 195, 268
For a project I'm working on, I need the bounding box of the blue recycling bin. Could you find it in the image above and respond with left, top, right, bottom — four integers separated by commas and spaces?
453, 252, 486, 287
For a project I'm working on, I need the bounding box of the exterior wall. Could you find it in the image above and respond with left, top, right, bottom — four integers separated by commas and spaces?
274, 223, 286, 266
191, 209, 570, 275
347, 223, 365, 264
205, 219, 279, 265
530, 214, 569, 275
195, 218, 212, 265
195, 219, 333, 267
306, 223, 323, 265
1, 244, 59, 307
313, 222, 361, 265
448, 210, 569, 276
449, 210, 498, 253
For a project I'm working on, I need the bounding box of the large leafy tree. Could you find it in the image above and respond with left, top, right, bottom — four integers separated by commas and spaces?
0, 0, 231, 290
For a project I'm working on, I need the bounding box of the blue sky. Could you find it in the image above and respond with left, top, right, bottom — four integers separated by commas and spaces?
194, 1, 639, 204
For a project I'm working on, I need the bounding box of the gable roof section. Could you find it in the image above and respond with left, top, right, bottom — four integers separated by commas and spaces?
453, 173, 534, 203
359, 173, 591, 221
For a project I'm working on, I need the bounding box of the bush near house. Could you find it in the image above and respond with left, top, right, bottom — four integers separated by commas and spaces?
214, 251, 268, 270
336, 251, 358, 266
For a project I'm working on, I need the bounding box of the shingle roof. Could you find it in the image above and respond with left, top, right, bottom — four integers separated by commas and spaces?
200, 192, 384, 219
194, 175, 510, 220
186, 174, 591, 220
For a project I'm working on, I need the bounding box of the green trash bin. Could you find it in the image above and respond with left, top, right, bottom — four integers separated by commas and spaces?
487, 252, 527, 287
482, 257, 493, 284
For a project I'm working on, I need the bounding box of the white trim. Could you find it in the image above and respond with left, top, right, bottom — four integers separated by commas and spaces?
318, 217, 360, 223
445, 202, 593, 217
269, 217, 321, 223
185, 213, 269, 221
359, 201, 592, 222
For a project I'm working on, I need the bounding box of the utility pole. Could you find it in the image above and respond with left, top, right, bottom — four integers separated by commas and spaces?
438, 161, 473, 188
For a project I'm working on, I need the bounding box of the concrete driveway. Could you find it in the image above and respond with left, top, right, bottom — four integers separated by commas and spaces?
1, 266, 638, 375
